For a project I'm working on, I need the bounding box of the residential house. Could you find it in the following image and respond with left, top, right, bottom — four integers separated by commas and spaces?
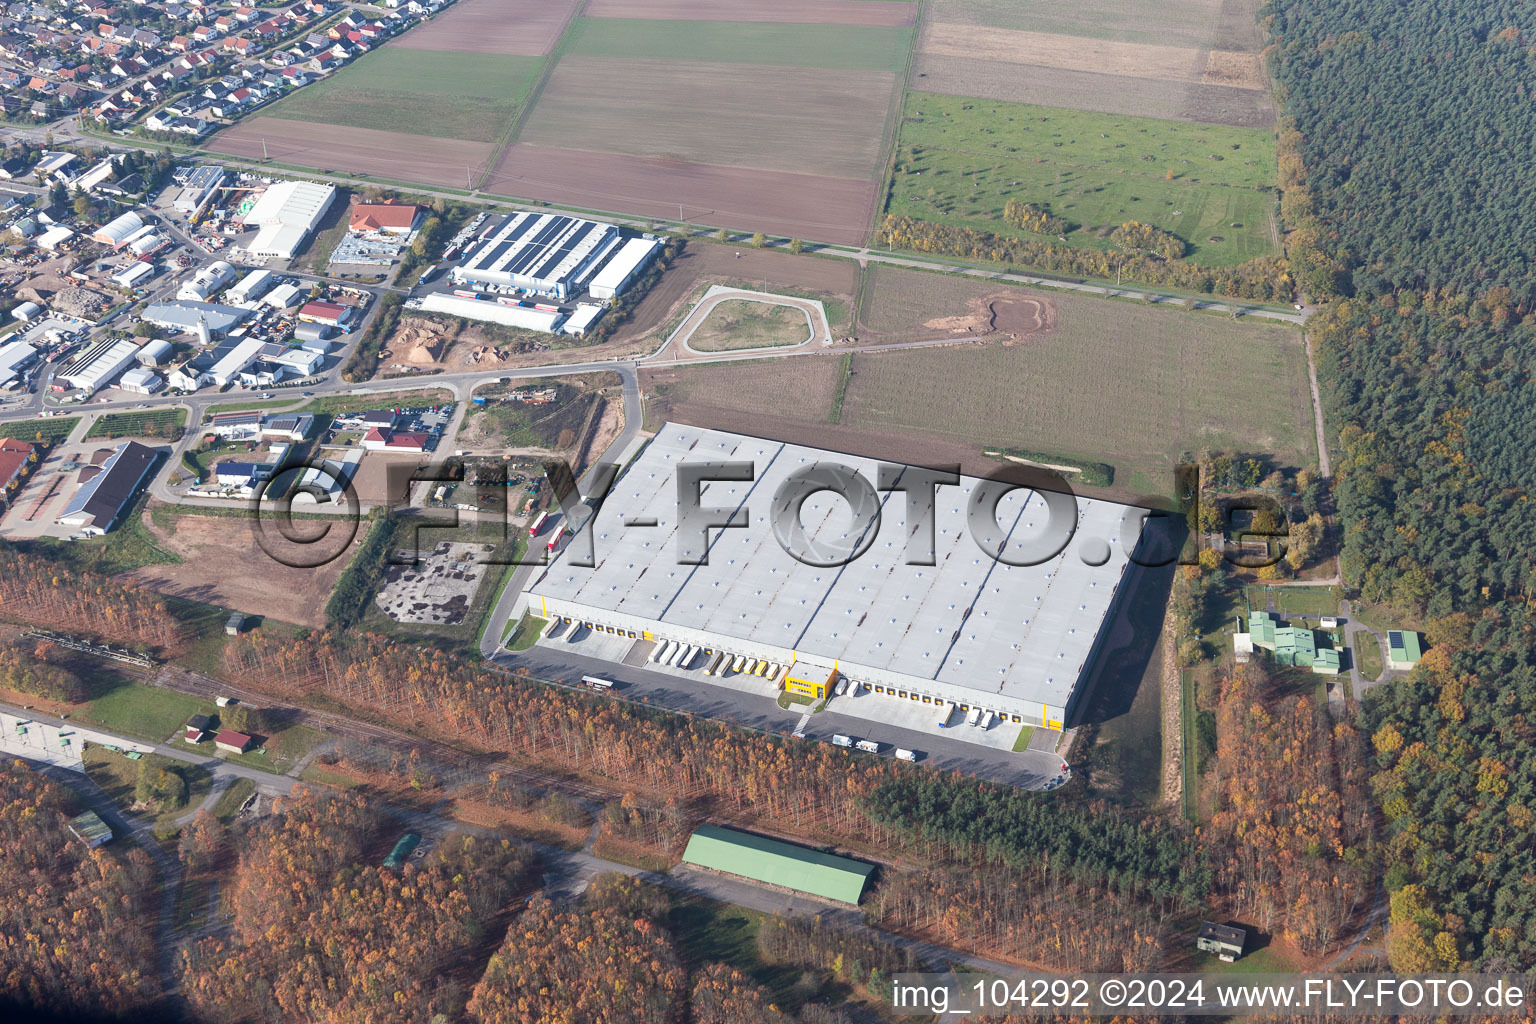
1196, 923, 1246, 963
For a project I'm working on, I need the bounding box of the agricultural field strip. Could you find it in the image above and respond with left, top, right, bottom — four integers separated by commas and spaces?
919, 23, 1266, 90
564, 17, 914, 73
262, 49, 543, 143
516, 57, 897, 181
924, 0, 1255, 50
582, 0, 918, 29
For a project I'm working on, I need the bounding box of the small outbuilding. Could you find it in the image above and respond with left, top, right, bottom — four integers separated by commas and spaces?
1196, 922, 1247, 962
214, 729, 253, 754
67, 810, 113, 848
1387, 630, 1423, 671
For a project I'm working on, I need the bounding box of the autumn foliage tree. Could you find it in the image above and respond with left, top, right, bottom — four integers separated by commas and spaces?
180, 787, 538, 1024
0, 761, 159, 1019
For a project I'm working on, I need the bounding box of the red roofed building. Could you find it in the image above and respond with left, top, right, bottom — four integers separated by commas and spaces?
360, 427, 429, 453
349, 201, 421, 235
297, 300, 352, 327
214, 729, 253, 754
0, 438, 36, 494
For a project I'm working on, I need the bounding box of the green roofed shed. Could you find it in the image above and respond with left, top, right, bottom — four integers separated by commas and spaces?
1387, 631, 1423, 671
681, 825, 874, 904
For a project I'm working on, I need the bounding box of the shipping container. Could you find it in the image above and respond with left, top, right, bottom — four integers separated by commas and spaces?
937, 702, 956, 727
649, 640, 672, 664
452, 289, 480, 299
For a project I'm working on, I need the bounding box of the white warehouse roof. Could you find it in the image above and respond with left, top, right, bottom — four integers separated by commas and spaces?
94, 211, 145, 247
588, 237, 660, 299
419, 292, 563, 332
527, 423, 1144, 718
56, 337, 139, 391
244, 179, 335, 228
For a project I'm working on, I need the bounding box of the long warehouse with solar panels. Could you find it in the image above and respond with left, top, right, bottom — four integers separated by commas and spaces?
451, 212, 621, 300
521, 423, 1147, 732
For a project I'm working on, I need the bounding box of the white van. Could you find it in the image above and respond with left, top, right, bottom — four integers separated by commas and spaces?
895, 748, 917, 762
831, 734, 853, 748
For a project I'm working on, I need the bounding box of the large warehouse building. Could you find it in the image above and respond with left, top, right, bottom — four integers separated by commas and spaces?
522, 424, 1144, 732
242, 179, 336, 259
452, 212, 619, 300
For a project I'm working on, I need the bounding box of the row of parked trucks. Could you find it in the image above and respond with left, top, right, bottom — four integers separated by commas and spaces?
832, 734, 917, 762
936, 701, 996, 730
647, 640, 788, 681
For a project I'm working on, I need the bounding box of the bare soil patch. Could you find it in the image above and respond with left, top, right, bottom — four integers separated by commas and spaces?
125, 508, 363, 629
209, 119, 496, 188
348, 453, 425, 507
585, 0, 916, 27
518, 57, 895, 180
910, 55, 1271, 127
644, 356, 844, 427
391, 0, 581, 55
921, 22, 1263, 88
858, 265, 1057, 343
374, 314, 563, 379
1201, 48, 1267, 90
485, 144, 878, 244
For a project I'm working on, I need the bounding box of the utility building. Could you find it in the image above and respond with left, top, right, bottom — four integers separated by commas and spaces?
681, 825, 874, 904
522, 423, 1145, 730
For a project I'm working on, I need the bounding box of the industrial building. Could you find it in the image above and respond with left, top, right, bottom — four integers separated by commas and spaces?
451, 212, 619, 300
143, 300, 250, 338
111, 261, 156, 289
57, 440, 157, 535
136, 340, 174, 366
230, 268, 274, 303
56, 337, 140, 392
171, 165, 226, 216
0, 340, 38, 388
297, 300, 354, 329
522, 423, 1145, 731
117, 366, 164, 394
560, 304, 605, 337
92, 211, 145, 247
417, 292, 563, 332
208, 336, 266, 386
588, 237, 660, 300
680, 825, 874, 904
177, 260, 237, 301
242, 179, 336, 259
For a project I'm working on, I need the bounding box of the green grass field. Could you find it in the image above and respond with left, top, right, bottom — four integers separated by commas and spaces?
1355, 636, 1384, 682
82, 681, 204, 742
887, 93, 1278, 266
82, 745, 212, 830
265, 48, 542, 143
565, 18, 913, 72
85, 408, 186, 440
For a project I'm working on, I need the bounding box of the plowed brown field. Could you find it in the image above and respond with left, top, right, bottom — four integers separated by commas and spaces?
485, 145, 877, 244
585, 0, 916, 27
518, 57, 895, 180
392, 0, 581, 55
210, 119, 495, 188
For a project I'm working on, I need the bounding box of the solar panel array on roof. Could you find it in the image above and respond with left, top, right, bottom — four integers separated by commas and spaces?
525, 423, 1146, 727
451, 212, 620, 300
